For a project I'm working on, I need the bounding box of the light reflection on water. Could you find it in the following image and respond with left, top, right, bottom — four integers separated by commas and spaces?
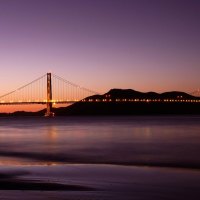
0, 116, 200, 168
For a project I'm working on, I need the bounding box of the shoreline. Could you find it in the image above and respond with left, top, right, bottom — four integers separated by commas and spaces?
0, 164, 200, 199
1, 157, 200, 171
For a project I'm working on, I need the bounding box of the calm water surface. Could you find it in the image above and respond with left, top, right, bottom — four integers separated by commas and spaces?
0, 116, 200, 168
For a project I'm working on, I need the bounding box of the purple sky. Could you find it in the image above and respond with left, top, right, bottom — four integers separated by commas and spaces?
0, 0, 200, 95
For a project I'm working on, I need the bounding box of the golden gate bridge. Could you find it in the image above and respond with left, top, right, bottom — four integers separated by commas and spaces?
0, 73, 199, 116
0, 73, 98, 116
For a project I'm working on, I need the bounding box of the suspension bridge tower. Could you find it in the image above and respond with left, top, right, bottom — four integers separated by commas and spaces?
45, 73, 54, 117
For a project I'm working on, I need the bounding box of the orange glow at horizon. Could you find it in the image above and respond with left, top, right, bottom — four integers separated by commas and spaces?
0, 105, 46, 113
0, 103, 70, 113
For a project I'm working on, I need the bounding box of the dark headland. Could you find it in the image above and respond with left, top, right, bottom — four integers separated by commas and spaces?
2, 89, 200, 116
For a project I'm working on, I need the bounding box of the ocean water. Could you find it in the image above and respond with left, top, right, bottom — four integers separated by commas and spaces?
0, 115, 200, 168
0, 116, 200, 199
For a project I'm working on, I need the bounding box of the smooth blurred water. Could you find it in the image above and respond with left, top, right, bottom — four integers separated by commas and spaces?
0, 116, 200, 168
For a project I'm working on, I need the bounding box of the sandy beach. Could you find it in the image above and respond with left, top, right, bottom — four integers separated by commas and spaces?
0, 164, 200, 200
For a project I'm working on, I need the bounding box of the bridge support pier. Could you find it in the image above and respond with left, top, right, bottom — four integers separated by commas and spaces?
45, 73, 54, 117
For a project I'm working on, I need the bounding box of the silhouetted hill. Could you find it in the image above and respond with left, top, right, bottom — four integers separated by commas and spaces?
104, 89, 159, 99
92, 88, 197, 100
53, 89, 200, 115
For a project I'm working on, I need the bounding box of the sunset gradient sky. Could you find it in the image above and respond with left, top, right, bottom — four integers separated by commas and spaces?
0, 0, 200, 97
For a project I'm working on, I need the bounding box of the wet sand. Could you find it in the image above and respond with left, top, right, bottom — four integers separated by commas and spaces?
0, 164, 200, 200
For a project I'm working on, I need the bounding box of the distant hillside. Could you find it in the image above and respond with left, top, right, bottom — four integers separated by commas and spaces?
86, 88, 197, 100
52, 89, 200, 115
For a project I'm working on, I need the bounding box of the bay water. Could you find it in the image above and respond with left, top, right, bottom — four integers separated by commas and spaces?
0, 116, 200, 168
